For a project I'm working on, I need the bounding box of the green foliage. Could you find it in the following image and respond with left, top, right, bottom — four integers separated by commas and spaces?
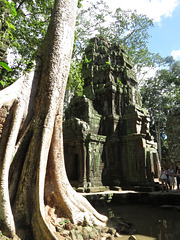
83, 55, 92, 68
0, 0, 164, 100
11, 0, 54, 75
72, 0, 164, 97
0, 0, 54, 85
67, 60, 84, 97
0, 61, 12, 71
117, 77, 123, 86
141, 58, 180, 157
0, 0, 85, 95
0, 61, 12, 88
76, 0, 163, 74
107, 7, 161, 70
78, 0, 83, 8
59, 219, 71, 227
0, 0, 17, 87
75, 0, 112, 57
162, 138, 169, 158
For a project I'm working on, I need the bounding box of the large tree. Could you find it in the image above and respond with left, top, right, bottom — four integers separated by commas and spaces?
1, 0, 163, 95
66, 0, 163, 97
141, 57, 180, 161
0, 0, 107, 239
75, 0, 162, 70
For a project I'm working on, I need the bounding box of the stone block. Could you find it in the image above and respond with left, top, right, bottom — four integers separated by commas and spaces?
64, 37, 159, 191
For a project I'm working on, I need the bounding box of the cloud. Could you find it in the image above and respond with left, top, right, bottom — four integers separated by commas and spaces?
137, 66, 158, 84
171, 50, 180, 60
102, 0, 180, 22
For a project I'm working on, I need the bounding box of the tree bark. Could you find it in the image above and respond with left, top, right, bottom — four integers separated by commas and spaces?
0, 0, 107, 239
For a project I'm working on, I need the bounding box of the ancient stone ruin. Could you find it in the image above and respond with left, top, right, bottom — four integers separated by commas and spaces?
63, 37, 160, 192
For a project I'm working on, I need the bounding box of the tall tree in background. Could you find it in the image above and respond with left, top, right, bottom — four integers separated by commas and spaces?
67, 0, 163, 97
76, 0, 162, 70
0, 0, 107, 239
0, 0, 54, 88
0, 0, 162, 95
0, 0, 16, 84
141, 57, 180, 161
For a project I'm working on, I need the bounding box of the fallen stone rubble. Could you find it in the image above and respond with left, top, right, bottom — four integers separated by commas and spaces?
55, 217, 136, 240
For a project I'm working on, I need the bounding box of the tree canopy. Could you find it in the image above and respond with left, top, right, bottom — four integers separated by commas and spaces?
141, 58, 180, 159
0, 0, 54, 88
67, 0, 164, 97
76, 1, 162, 67
1, 0, 162, 93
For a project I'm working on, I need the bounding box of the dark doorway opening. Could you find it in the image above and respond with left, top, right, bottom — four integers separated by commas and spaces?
71, 153, 79, 181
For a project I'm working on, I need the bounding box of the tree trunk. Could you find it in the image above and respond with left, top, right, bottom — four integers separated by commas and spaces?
155, 120, 162, 163
0, 0, 107, 239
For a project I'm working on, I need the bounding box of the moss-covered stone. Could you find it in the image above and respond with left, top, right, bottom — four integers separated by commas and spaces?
63, 37, 160, 191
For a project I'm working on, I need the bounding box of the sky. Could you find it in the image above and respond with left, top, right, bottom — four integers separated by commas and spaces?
106, 0, 180, 60
84, 0, 180, 61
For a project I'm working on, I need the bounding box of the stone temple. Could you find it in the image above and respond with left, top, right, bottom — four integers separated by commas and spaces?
63, 37, 160, 192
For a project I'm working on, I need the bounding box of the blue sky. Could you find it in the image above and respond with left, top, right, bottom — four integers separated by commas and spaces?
148, 3, 180, 59
103, 0, 180, 61
85, 0, 180, 60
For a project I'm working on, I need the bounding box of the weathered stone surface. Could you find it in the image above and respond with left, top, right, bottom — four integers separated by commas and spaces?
64, 37, 160, 191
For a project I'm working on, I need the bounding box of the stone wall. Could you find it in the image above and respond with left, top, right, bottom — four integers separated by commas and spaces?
63, 37, 160, 192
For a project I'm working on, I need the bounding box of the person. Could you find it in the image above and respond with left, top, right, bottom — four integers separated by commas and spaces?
160, 167, 168, 192
176, 166, 180, 190
167, 165, 175, 190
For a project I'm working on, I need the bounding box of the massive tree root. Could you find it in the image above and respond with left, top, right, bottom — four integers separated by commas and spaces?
0, 0, 107, 239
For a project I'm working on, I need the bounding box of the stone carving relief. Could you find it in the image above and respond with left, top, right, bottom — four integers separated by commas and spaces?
63, 37, 160, 192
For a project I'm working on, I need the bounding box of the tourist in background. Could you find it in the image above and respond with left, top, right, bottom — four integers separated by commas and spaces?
167, 165, 175, 190
160, 167, 168, 192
